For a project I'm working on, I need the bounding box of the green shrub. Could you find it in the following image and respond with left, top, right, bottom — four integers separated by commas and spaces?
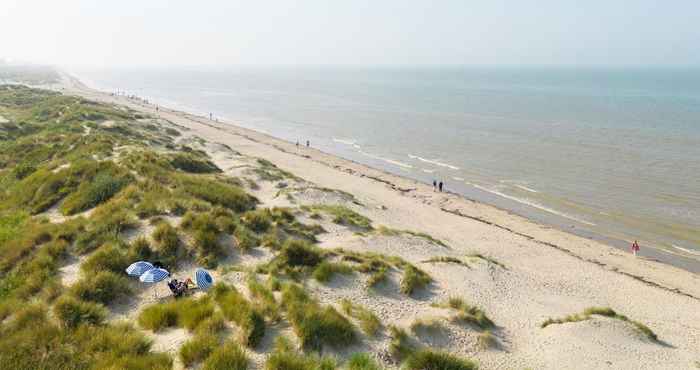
280, 239, 323, 267
347, 353, 381, 370
234, 225, 259, 252
400, 265, 431, 296
403, 349, 478, 370
180, 334, 218, 367
242, 209, 272, 233
127, 237, 154, 261
202, 340, 249, 370
195, 313, 227, 336
178, 297, 216, 331
53, 295, 107, 328
70, 271, 132, 305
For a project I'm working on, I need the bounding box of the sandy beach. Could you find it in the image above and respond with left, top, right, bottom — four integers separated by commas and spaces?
57, 76, 700, 369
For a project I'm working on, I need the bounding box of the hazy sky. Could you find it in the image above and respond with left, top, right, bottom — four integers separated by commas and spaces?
2, 0, 699, 67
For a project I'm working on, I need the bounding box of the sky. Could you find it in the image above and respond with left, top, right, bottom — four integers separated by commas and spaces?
1, 0, 699, 68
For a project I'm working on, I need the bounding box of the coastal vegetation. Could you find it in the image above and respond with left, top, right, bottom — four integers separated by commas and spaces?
541, 307, 657, 341
0, 85, 480, 369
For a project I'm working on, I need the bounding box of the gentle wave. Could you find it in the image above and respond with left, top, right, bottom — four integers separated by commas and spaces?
422, 169, 435, 173
472, 184, 596, 226
408, 154, 460, 170
514, 184, 539, 193
671, 244, 700, 256
452, 177, 465, 181
332, 137, 357, 146
358, 150, 413, 169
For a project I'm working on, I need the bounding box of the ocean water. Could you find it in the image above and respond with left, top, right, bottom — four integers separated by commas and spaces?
72, 66, 700, 261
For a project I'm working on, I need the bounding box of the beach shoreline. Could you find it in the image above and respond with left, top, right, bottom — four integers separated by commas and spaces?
57, 74, 700, 275
41, 74, 700, 369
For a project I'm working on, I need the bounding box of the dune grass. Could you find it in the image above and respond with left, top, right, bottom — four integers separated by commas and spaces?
201, 340, 249, 370
53, 295, 107, 328
347, 353, 382, 370
340, 299, 381, 336
246, 274, 280, 321
400, 265, 431, 296
421, 256, 469, 268
467, 253, 506, 269
477, 330, 497, 350
311, 205, 372, 230
70, 271, 132, 305
388, 325, 413, 361
212, 283, 266, 348
403, 349, 478, 370
138, 296, 215, 333
281, 283, 356, 351
180, 334, 219, 367
541, 307, 658, 341
312, 261, 353, 283
434, 297, 494, 330
264, 336, 337, 370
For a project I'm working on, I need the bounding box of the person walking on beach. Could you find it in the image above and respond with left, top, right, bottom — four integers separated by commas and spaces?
631, 240, 640, 256
209, 113, 213, 120
306, 140, 310, 148
296, 140, 299, 149
432, 180, 437, 191
438, 181, 443, 192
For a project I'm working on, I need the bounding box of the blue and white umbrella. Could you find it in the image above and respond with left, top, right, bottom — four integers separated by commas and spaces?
195, 268, 214, 290
140, 268, 170, 283
126, 261, 154, 277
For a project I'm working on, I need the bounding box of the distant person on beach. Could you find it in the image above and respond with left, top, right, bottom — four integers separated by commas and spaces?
438, 181, 443, 192
632, 240, 640, 256
432, 180, 437, 191
209, 113, 213, 120
296, 140, 299, 148
306, 140, 310, 147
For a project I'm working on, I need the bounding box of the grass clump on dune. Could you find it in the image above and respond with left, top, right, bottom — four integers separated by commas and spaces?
421, 256, 469, 268
403, 349, 478, 370
388, 325, 413, 361
312, 260, 353, 283
60, 164, 132, 215
340, 299, 381, 336
53, 295, 107, 328
180, 334, 219, 367
477, 330, 497, 350
151, 222, 180, 265
70, 271, 132, 305
281, 283, 356, 351
169, 153, 220, 174
347, 353, 382, 370
138, 296, 215, 332
400, 265, 431, 296
80, 243, 129, 275
178, 174, 256, 213
264, 336, 337, 370
213, 283, 266, 348
541, 306, 658, 341
201, 340, 249, 370
312, 205, 372, 230
435, 297, 494, 330
246, 275, 280, 321
260, 239, 324, 278
467, 253, 506, 269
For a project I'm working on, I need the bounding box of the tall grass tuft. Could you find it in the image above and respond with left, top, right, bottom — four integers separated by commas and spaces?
212, 283, 266, 347
403, 349, 478, 370
201, 340, 249, 370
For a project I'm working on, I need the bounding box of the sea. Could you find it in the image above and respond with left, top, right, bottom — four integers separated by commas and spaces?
70, 66, 700, 267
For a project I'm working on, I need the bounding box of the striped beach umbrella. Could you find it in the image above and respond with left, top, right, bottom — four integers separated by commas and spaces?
126, 261, 154, 277
139, 268, 170, 283
195, 268, 214, 290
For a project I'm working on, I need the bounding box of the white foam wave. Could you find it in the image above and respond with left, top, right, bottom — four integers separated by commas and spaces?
358, 150, 413, 169
472, 184, 596, 226
422, 169, 435, 174
452, 177, 465, 181
408, 154, 460, 170
332, 138, 356, 146
671, 244, 700, 256
514, 185, 539, 193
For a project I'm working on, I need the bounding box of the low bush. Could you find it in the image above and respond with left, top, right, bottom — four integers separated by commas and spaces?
195, 312, 226, 336
403, 349, 478, 370
264, 336, 336, 370
242, 209, 272, 233
202, 340, 249, 370
70, 271, 132, 305
170, 153, 220, 174
178, 175, 256, 212
53, 295, 107, 328
138, 302, 179, 332
180, 334, 218, 367
247, 275, 280, 321
138, 296, 214, 332
234, 225, 259, 252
